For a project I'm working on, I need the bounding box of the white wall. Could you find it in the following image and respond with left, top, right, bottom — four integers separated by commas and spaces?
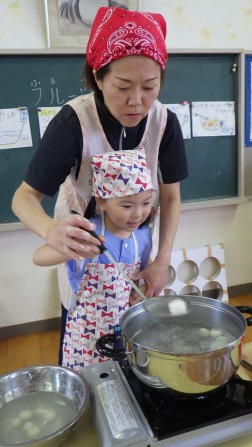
1, 0, 252, 328
175, 203, 252, 287
141, 0, 252, 50
0, 229, 61, 326
0, 0, 47, 48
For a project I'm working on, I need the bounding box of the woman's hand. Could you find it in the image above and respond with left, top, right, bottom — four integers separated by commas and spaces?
46, 214, 104, 260
132, 181, 180, 298
130, 259, 169, 298
129, 283, 148, 306
12, 182, 104, 260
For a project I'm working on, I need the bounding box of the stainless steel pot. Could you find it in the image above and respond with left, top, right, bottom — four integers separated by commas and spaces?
96, 296, 252, 395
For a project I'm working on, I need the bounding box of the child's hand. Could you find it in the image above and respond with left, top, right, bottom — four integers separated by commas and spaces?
129, 283, 147, 306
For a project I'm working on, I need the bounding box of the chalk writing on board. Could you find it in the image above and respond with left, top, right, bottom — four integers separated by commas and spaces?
30, 78, 88, 106
165, 103, 191, 139
0, 108, 32, 150
38, 107, 62, 138
192, 101, 235, 137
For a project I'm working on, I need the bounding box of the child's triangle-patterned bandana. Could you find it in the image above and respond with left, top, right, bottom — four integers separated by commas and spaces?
91, 149, 153, 198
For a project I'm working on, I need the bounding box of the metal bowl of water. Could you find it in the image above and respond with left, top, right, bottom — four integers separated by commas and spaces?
0, 365, 89, 446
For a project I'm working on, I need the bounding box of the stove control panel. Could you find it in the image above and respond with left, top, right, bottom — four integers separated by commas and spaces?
81, 360, 154, 447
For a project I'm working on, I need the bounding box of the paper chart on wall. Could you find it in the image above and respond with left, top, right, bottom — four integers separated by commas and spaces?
38, 107, 62, 138
166, 103, 191, 139
0, 107, 32, 150
192, 101, 235, 137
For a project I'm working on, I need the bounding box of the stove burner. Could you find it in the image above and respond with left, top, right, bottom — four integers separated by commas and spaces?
120, 362, 252, 440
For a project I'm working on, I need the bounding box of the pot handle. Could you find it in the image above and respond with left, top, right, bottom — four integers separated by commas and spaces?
96, 334, 126, 360
235, 306, 252, 326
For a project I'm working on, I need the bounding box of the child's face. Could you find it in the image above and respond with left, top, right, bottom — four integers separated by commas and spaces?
97, 190, 153, 238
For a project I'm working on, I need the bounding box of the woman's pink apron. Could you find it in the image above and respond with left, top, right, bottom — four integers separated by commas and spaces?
62, 218, 140, 371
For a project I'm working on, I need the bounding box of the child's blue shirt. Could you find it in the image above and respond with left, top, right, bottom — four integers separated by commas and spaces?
66, 214, 152, 294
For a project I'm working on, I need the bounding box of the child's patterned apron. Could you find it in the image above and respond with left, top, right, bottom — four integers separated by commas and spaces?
62, 217, 140, 372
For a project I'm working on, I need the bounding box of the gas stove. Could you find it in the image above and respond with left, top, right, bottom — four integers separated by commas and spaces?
81, 360, 252, 447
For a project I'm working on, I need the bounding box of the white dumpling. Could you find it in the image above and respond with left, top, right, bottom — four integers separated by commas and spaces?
210, 329, 222, 337
45, 409, 56, 421
19, 410, 32, 421
11, 417, 21, 427
27, 426, 41, 439
199, 327, 210, 336
23, 421, 33, 431
168, 299, 188, 316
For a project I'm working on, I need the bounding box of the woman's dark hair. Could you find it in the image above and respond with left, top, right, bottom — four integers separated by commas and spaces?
83, 196, 151, 228
82, 61, 165, 93
82, 63, 110, 93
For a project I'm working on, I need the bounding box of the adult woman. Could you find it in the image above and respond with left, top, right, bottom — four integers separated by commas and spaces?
12, 7, 188, 361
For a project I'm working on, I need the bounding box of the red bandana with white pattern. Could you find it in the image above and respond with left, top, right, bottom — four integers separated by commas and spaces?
86, 7, 168, 71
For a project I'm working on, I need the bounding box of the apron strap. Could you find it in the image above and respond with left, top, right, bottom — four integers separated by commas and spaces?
99, 213, 139, 263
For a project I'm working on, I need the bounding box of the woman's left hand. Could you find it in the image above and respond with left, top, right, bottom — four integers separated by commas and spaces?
129, 283, 148, 306
130, 259, 169, 298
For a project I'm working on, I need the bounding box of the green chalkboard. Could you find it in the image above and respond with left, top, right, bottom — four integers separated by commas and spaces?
164, 54, 238, 203
0, 52, 238, 223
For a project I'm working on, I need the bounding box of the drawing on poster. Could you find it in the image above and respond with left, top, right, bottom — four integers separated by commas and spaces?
166, 103, 191, 139
57, 0, 136, 35
192, 101, 235, 137
0, 107, 32, 150
38, 107, 62, 138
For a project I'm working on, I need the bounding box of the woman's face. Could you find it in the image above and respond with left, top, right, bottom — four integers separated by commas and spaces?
94, 56, 162, 127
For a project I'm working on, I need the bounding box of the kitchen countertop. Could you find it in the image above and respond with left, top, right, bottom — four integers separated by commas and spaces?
63, 346, 252, 447
63, 407, 100, 447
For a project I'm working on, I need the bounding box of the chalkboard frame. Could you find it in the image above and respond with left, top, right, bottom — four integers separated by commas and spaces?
245, 54, 252, 147
0, 48, 245, 228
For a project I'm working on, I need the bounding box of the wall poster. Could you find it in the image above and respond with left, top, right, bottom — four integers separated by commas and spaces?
46, 0, 140, 49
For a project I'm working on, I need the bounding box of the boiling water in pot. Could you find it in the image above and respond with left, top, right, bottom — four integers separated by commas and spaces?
132, 321, 236, 354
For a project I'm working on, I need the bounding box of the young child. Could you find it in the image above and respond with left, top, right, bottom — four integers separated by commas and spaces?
33, 149, 153, 371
